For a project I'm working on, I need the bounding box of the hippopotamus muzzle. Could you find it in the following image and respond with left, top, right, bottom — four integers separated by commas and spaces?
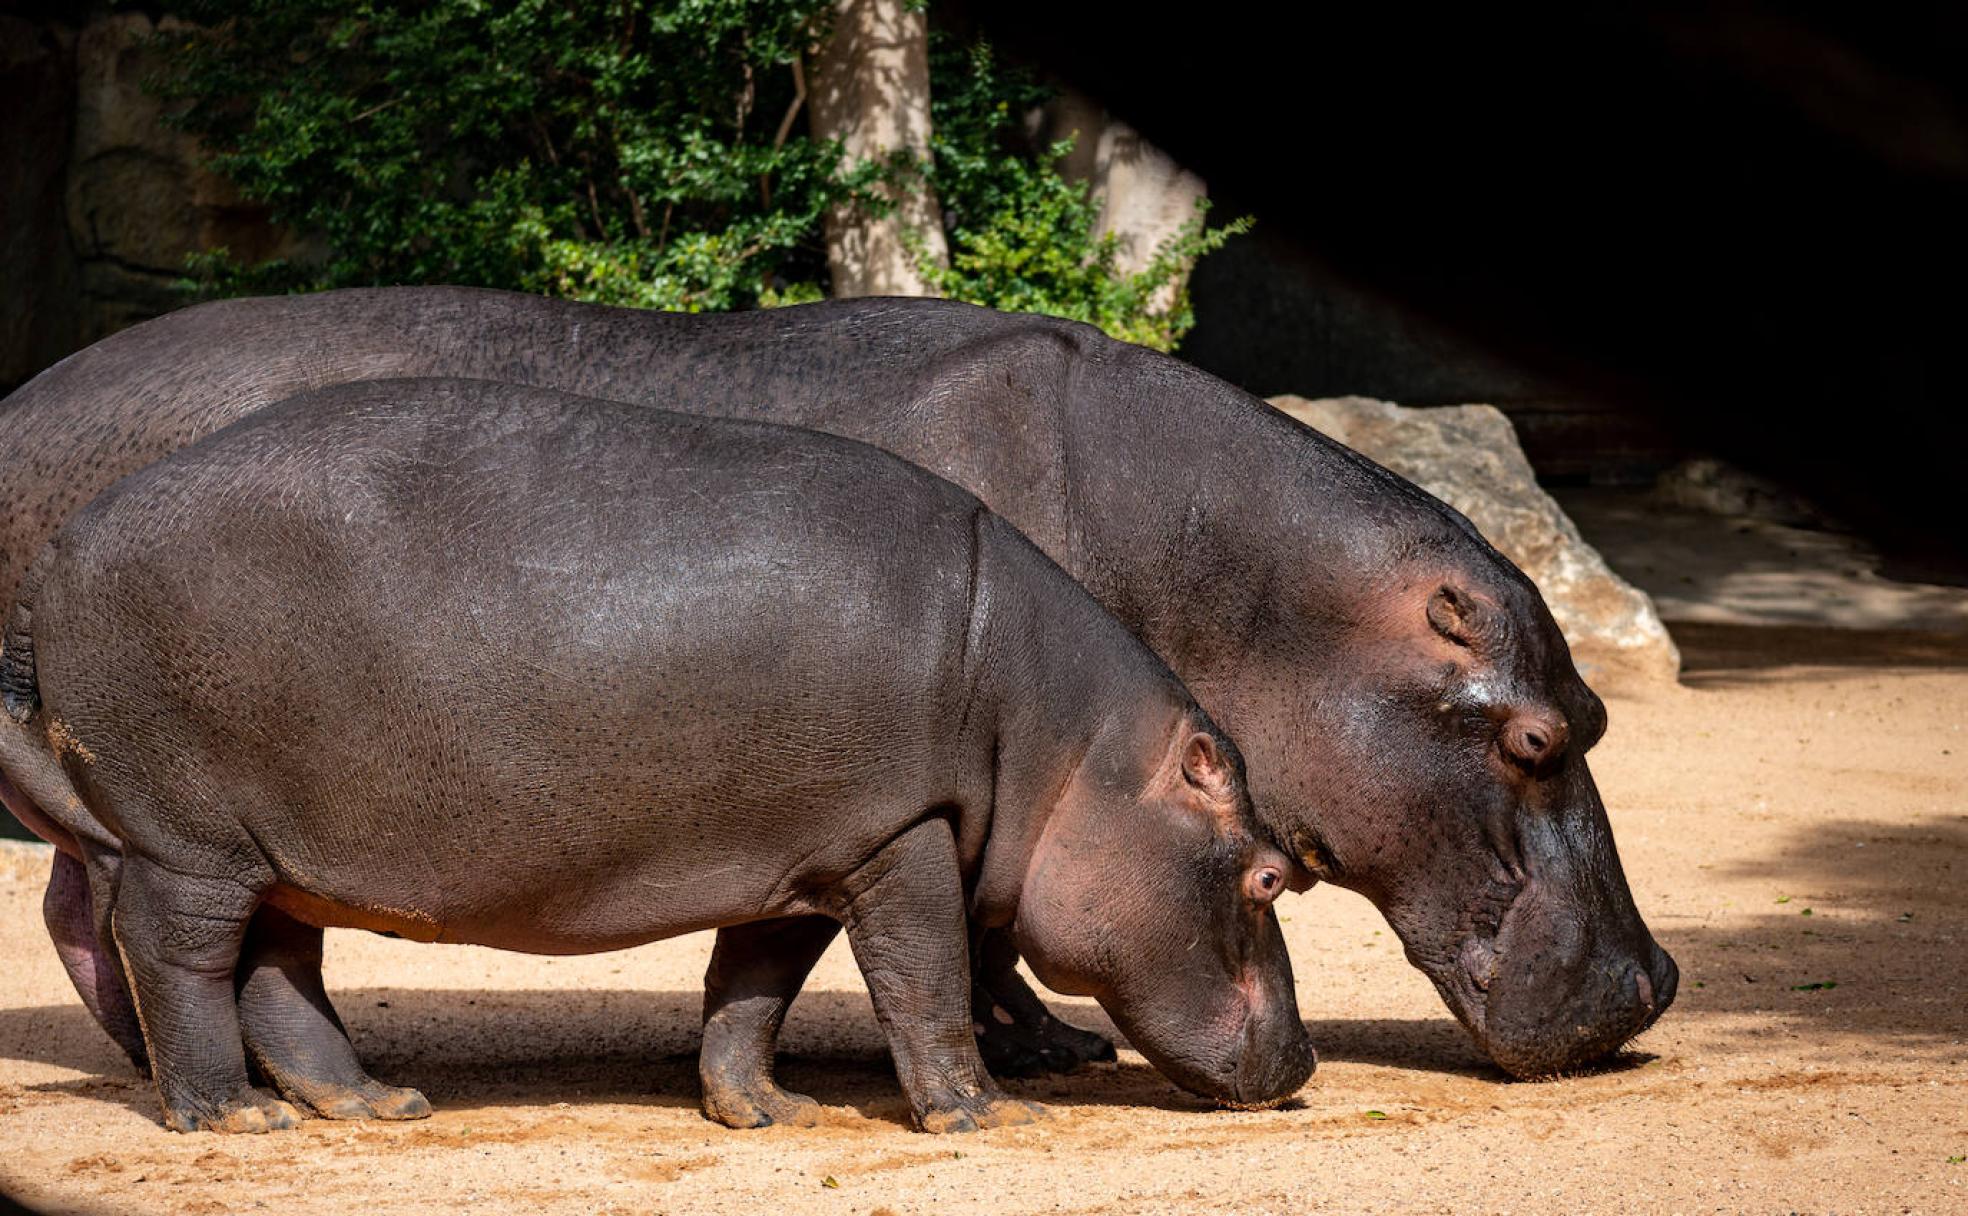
1427, 763, 1680, 1078
1099, 915, 1319, 1108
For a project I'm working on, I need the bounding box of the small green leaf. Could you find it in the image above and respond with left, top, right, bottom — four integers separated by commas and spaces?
1775, 895, 1791, 904
1364, 1110, 1388, 1120
1800, 908, 1814, 917
1790, 981, 1837, 991
1947, 1155, 1965, 1165
821, 1175, 840, 1189
1693, 980, 1705, 989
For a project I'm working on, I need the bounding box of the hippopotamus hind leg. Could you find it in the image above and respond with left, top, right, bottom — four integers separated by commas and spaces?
699, 915, 839, 1128
236, 905, 429, 1121
108, 855, 300, 1133
44, 849, 149, 1072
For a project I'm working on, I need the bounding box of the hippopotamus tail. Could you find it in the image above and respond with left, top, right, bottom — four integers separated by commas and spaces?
0, 544, 105, 859
1, 544, 48, 724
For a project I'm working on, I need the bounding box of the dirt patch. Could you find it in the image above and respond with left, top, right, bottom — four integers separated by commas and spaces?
1, 649, 1965, 1214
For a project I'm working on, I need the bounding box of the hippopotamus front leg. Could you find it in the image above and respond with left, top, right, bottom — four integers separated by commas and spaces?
699, 923, 1116, 1127
235, 906, 430, 1121
836, 818, 1042, 1133
970, 929, 1117, 1077
699, 915, 840, 1128
44, 849, 149, 1072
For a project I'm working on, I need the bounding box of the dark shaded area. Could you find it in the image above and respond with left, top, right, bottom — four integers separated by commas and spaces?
972, 2, 1968, 564
1182, 226, 1687, 483
1675, 621, 1968, 682
0, 5, 79, 392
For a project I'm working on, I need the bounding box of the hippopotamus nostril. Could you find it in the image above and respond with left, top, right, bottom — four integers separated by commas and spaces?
1648, 947, 1680, 1013
1632, 966, 1655, 1014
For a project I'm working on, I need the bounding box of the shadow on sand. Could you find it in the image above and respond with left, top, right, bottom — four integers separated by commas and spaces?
0, 983, 1522, 1131
1644, 810, 1968, 1050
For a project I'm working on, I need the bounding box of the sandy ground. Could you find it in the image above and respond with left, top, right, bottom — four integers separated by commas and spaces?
0, 632, 1962, 1216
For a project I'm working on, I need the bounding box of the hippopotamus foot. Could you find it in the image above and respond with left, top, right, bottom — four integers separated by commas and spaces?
917, 1089, 1045, 1134
971, 929, 1116, 1077
236, 905, 430, 1121
44, 850, 150, 1073
699, 915, 839, 1129
168, 1086, 305, 1135
702, 1075, 825, 1130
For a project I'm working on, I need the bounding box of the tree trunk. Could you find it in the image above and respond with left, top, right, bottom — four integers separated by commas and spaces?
809, 0, 948, 298
1038, 90, 1207, 309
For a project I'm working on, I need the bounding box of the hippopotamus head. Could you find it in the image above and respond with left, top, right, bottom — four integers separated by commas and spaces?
1012, 714, 1316, 1106
1280, 555, 1677, 1077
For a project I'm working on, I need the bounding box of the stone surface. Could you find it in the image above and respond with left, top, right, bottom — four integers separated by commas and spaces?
64, 14, 297, 348
0, 10, 302, 390
1271, 395, 1681, 683
69, 16, 251, 331
1035, 89, 1207, 309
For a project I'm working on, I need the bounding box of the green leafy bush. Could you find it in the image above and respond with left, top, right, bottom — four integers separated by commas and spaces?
157, 0, 853, 311
151, 2, 1247, 348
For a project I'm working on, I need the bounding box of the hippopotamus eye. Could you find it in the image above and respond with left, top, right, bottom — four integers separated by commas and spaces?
1246, 865, 1286, 906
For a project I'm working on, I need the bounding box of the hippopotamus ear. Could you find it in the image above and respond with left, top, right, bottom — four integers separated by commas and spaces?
1426, 584, 1499, 651
1180, 732, 1234, 799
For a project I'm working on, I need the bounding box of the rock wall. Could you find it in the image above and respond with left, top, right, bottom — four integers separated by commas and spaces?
0, 8, 292, 392
0, 13, 81, 391
1271, 395, 1681, 684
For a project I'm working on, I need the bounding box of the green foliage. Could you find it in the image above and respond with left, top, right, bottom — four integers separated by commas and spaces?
154, 0, 853, 311
150, 3, 1247, 348
921, 40, 1250, 352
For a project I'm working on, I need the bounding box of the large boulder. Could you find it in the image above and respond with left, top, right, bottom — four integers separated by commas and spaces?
1271, 395, 1680, 684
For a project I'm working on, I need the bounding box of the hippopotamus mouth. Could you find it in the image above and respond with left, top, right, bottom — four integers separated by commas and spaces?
1437, 869, 1675, 1076
1440, 873, 1524, 1043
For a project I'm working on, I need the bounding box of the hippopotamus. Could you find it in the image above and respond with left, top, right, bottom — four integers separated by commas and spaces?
0, 377, 1314, 1133
0, 288, 1675, 1079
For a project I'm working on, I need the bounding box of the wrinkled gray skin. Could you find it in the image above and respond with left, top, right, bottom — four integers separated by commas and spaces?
0, 288, 1675, 1078
0, 379, 1313, 1133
